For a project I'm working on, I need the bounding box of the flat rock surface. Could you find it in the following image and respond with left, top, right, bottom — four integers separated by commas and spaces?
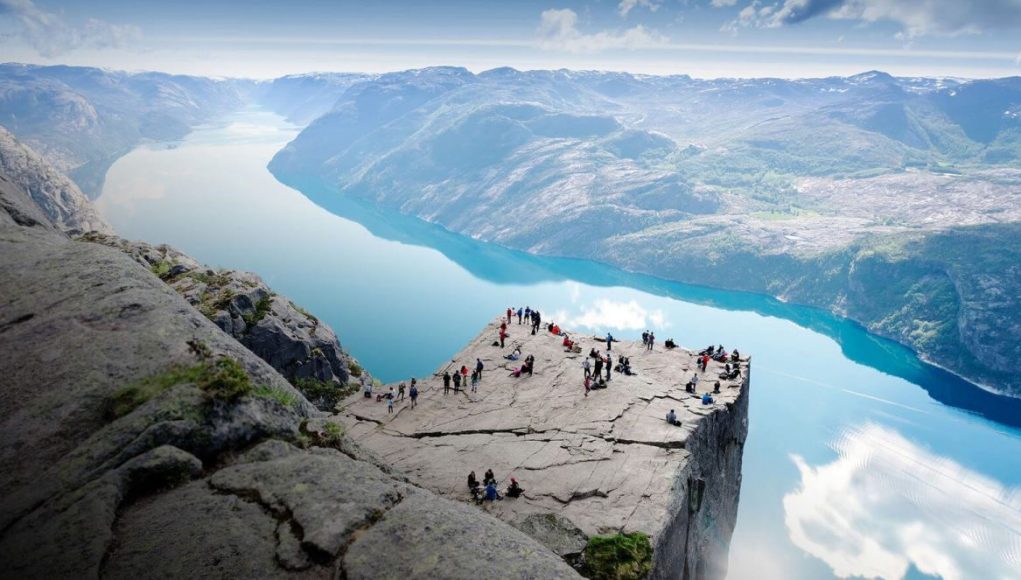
339, 317, 747, 543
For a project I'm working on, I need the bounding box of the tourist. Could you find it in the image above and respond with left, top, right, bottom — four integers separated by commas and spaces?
562, 334, 574, 350
485, 481, 501, 501
665, 338, 677, 349
363, 379, 373, 399
443, 371, 451, 395
702, 392, 714, 405
484, 468, 495, 485
685, 381, 695, 394
517, 307, 523, 324
606, 332, 614, 351
468, 471, 479, 491
507, 307, 513, 324
647, 332, 655, 351
642, 330, 649, 348
584, 374, 591, 397
471, 370, 479, 392
582, 357, 591, 379
666, 409, 681, 426
499, 326, 507, 348
461, 365, 469, 385
714, 381, 721, 394
605, 354, 612, 381
398, 382, 406, 401
409, 382, 418, 408
453, 371, 462, 391
691, 373, 700, 389
476, 358, 484, 381
387, 394, 394, 414
593, 354, 603, 378
525, 355, 535, 376
506, 478, 524, 498
731, 349, 741, 362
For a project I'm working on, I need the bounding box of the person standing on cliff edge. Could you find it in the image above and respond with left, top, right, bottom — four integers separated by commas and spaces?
476, 358, 484, 381
506, 307, 513, 324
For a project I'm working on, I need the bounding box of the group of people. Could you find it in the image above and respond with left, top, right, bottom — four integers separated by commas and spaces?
363, 377, 420, 413
468, 468, 524, 502
507, 306, 543, 335
641, 330, 656, 351
443, 358, 486, 395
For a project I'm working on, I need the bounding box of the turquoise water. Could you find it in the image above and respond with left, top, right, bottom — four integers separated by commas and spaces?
97, 110, 1021, 580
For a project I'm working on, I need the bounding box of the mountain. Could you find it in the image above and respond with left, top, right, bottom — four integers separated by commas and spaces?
270, 67, 1021, 396
255, 72, 371, 125
0, 124, 111, 234
0, 63, 244, 197
0, 146, 577, 579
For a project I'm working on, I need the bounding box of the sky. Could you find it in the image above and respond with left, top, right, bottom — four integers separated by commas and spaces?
1, 0, 1020, 79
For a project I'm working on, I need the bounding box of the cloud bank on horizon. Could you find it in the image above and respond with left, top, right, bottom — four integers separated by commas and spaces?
0, 0, 1019, 78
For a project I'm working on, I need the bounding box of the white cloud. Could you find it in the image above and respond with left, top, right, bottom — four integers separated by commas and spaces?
537, 8, 669, 53
711, 0, 740, 6
0, 0, 141, 57
783, 423, 1021, 580
727, 0, 1021, 38
551, 299, 667, 331
618, 0, 661, 17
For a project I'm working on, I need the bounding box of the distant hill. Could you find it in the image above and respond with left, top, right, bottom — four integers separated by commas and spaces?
269, 67, 1021, 396
0, 63, 244, 197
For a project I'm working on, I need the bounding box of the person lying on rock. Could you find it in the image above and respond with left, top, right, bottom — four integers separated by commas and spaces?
666, 409, 682, 426
506, 478, 524, 498
509, 366, 523, 378
505, 347, 522, 361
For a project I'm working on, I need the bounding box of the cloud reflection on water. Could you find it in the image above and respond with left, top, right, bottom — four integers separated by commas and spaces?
551, 298, 667, 332
783, 423, 1021, 580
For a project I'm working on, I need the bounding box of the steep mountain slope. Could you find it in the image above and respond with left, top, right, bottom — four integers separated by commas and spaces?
0, 124, 110, 234
255, 72, 371, 125
270, 68, 1021, 396
0, 155, 578, 580
0, 64, 243, 197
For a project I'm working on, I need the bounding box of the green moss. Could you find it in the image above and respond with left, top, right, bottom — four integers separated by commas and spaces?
197, 357, 253, 402
254, 385, 299, 408
322, 422, 344, 446
106, 363, 207, 420
294, 377, 357, 410
242, 294, 273, 327
348, 361, 363, 377
581, 532, 654, 580
150, 260, 173, 279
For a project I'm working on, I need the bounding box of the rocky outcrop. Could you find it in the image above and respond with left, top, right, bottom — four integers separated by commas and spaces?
0, 125, 111, 235
0, 177, 578, 579
338, 319, 750, 578
79, 232, 367, 411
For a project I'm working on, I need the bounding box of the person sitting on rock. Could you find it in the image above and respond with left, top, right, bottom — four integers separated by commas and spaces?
562, 334, 574, 350
484, 469, 495, 486
666, 409, 681, 426
468, 471, 479, 491
509, 366, 522, 378
506, 478, 524, 498
485, 481, 501, 501
665, 338, 677, 349
685, 381, 696, 394
714, 381, 721, 394
731, 349, 740, 362
505, 347, 521, 361
702, 392, 714, 405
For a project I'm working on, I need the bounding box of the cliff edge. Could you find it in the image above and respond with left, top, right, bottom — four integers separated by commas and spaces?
339, 319, 750, 578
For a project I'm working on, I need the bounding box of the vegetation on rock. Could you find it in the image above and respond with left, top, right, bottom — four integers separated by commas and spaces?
581, 532, 653, 580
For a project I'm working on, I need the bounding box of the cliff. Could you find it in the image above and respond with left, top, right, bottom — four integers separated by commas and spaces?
338, 319, 750, 578
0, 124, 111, 235
0, 171, 577, 578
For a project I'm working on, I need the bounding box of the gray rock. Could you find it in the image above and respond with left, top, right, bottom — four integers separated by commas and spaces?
512, 513, 589, 559
344, 494, 579, 580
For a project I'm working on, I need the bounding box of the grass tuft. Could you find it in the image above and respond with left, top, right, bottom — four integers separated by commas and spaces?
581, 532, 654, 580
